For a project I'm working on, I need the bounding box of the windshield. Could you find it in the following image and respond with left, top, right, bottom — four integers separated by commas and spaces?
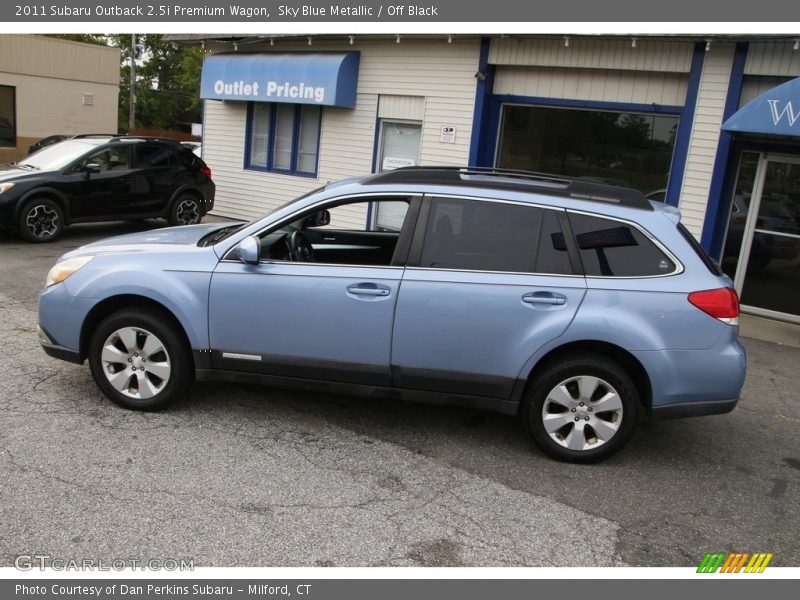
208, 186, 328, 245
20, 139, 106, 171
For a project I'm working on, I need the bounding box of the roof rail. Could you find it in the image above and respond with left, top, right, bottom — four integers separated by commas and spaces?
363, 166, 653, 210
71, 133, 117, 139
72, 134, 183, 144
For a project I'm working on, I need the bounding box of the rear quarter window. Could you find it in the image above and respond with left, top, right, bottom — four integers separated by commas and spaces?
677, 222, 724, 276
568, 213, 676, 277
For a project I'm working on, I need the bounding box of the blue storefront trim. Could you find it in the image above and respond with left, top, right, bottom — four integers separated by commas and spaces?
665, 42, 706, 208
700, 42, 748, 255
489, 94, 683, 115
468, 38, 493, 167
201, 52, 360, 108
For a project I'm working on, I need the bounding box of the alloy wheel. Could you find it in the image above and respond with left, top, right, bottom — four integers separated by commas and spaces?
175, 199, 200, 225
100, 326, 172, 400
541, 375, 624, 451
25, 204, 60, 239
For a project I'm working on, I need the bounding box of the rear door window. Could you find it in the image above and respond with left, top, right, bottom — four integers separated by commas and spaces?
134, 144, 173, 168
419, 197, 573, 274
567, 213, 676, 277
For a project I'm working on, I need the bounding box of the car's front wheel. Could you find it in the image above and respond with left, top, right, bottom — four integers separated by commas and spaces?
169, 195, 202, 226
18, 197, 65, 243
88, 308, 192, 410
522, 354, 639, 463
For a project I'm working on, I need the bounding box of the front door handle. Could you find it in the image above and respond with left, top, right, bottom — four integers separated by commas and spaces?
522, 292, 567, 306
347, 284, 390, 297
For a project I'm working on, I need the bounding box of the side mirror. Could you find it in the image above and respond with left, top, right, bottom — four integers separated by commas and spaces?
302, 210, 330, 228
233, 235, 261, 265
85, 163, 101, 174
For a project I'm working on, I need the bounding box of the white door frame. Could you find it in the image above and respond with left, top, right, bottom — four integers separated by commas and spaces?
733, 152, 800, 324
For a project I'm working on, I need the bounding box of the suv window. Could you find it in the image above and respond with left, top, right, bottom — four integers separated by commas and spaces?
73, 145, 131, 173
134, 144, 173, 168
568, 213, 676, 277
419, 197, 572, 274
677, 223, 723, 276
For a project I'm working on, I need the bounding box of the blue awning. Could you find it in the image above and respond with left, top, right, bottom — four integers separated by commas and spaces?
200, 52, 360, 108
722, 77, 800, 136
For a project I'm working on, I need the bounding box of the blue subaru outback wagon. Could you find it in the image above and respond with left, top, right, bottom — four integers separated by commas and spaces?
38, 167, 746, 462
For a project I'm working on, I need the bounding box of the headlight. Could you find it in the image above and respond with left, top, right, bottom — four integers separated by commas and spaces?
0, 182, 14, 194
45, 256, 93, 287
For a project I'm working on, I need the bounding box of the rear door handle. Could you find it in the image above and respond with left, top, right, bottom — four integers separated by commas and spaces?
347, 284, 391, 297
522, 292, 567, 306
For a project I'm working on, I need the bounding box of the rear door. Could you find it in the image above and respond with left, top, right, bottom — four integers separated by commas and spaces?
391, 195, 587, 399
131, 144, 178, 214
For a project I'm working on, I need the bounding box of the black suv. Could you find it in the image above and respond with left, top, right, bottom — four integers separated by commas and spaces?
0, 135, 215, 242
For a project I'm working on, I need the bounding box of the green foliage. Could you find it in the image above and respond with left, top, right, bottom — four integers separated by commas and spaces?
109, 34, 203, 133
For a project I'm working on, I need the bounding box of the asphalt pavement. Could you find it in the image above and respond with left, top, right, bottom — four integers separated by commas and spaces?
1, 220, 798, 567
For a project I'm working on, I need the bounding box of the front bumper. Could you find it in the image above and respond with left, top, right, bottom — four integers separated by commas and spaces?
38, 324, 83, 364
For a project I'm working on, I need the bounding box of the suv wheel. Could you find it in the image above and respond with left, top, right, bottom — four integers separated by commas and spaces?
169, 195, 202, 226
523, 354, 639, 463
18, 198, 64, 243
88, 308, 192, 410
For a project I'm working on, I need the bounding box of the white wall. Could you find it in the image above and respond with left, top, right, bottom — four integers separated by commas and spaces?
0, 71, 118, 138
677, 44, 736, 237
203, 38, 480, 224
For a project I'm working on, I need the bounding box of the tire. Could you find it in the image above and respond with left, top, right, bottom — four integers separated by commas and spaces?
168, 194, 202, 226
88, 307, 192, 411
18, 197, 65, 243
522, 354, 639, 463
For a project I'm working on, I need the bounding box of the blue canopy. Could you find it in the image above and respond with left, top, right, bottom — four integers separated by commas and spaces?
200, 52, 360, 108
722, 77, 800, 136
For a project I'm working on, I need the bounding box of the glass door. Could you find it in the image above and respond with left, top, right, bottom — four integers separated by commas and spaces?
373, 120, 421, 231
729, 153, 800, 322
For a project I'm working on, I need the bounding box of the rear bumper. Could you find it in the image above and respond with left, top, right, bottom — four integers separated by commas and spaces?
633, 335, 746, 419
651, 398, 738, 420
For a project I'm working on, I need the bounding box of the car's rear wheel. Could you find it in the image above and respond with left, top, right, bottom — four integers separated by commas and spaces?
522, 354, 639, 463
88, 308, 192, 410
169, 195, 202, 226
18, 197, 64, 243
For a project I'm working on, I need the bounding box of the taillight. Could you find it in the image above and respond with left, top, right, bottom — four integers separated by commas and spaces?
688, 287, 740, 324
201, 165, 212, 179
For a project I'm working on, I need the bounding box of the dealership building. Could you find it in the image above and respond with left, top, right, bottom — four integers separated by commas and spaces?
173, 34, 800, 324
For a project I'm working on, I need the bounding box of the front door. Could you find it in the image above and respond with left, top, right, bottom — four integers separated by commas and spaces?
68, 145, 136, 218
207, 197, 418, 386
723, 153, 800, 322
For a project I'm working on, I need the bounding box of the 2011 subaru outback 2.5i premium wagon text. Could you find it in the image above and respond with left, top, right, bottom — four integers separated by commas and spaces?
38, 167, 746, 462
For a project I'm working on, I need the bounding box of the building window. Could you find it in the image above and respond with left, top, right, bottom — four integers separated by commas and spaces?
496, 104, 679, 197
247, 102, 321, 176
0, 85, 16, 147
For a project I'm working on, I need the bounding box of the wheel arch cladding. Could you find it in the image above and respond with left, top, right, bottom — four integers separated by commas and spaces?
17, 189, 69, 221
79, 295, 195, 365
522, 341, 652, 415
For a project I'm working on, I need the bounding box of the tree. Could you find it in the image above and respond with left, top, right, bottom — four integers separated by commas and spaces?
109, 34, 204, 133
